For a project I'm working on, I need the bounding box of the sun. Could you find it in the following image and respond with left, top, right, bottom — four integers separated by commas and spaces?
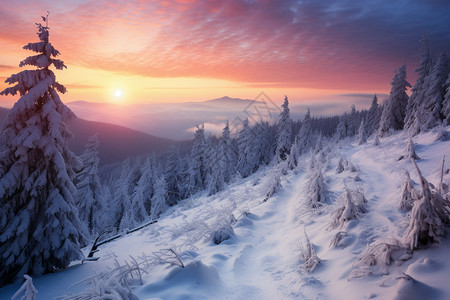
114, 89, 123, 98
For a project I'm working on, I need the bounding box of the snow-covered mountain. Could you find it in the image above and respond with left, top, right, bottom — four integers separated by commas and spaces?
1, 128, 449, 299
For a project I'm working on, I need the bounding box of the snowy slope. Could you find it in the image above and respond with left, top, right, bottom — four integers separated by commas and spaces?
1, 128, 449, 300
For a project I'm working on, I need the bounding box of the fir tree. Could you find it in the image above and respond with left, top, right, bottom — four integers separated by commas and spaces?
165, 146, 184, 205
0, 17, 86, 284
420, 52, 449, 130
188, 124, 207, 192
404, 37, 435, 131
366, 94, 381, 135
150, 177, 168, 220
219, 121, 237, 183
443, 73, 450, 124
274, 96, 293, 163
297, 108, 314, 154
74, 135, 102, 235
379, 65, 411, 136
237, 119, 254, 178
356, 118, 367, 145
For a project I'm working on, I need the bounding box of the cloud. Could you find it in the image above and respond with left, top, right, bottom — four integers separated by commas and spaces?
1, 0, 449, 90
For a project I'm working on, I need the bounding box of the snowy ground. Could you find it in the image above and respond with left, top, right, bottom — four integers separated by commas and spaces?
1, 128, 450, 299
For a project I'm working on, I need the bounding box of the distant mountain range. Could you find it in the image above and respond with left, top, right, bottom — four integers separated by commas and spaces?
0, 107, 177, 165
66, 96, 281, 140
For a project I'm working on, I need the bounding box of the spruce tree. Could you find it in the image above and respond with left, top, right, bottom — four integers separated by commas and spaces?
219, 121, 237, 183
420, 52, 449, 130
443, 73, 450, 124
404, 37, 435, 131
379, 65, 411, 136
0, 17, 86, 284
366, 94, 381, 135
237, 119, 253, 178
189, 124, 207, 193
74, 135, 102, 235
274, 96, 293, 163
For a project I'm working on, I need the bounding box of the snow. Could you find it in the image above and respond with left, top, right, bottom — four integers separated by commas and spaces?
1, 127, 449, 299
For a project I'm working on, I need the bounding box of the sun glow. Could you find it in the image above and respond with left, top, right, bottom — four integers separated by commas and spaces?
114, 89, 123, 98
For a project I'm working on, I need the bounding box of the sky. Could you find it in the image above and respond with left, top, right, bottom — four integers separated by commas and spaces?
1, 0, 450, 109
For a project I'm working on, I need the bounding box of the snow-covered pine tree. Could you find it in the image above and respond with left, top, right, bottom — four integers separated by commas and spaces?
420, 52, 449, 130
0, 18, 86, 285
150, 176, 168, 220
188, 124, 207, 192
334, 113, 348, 141
274, 96, 293, 163
406, 136, 420, 160
356, 118, 367, 145
74, 135, 102, 235
399, 170, 417, 211
165, 146, 184, 205
237, 119, 254, 178
347, 105, 358, 137
404, 37, 435, 132
219, 121, 237, 183
132, 155, 154, 221
443, 72, 450, 124
287, 135, 300, 169
205, 140, 225, 196
366, 94, 381, 136
296, 108, 315, 155
378, 65, 411, 136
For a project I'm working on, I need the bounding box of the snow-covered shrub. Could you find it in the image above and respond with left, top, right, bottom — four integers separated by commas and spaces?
263, 171, 282, 202
348, 238, 411, 280
330, 189, 367, 229
212, 225, 234, 245
434, 124, 449, 141
406, 137, 420, 160
151, 248, 185, 268
12, 275, 37, 300
300, 230, 320, 272
403, 159, 450, 249
399, 170, 418, 211
329, 231, 349, 248
306, 168, 328, 209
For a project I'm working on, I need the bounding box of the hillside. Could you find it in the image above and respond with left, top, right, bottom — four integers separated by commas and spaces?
0, 107, 178, 165
1, 127, 449, 299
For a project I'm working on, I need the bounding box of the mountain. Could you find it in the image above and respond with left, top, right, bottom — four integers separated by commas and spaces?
0, 107, 177, 165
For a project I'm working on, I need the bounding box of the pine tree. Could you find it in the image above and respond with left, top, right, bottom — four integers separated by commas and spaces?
379, 65, 411, 136
0, 18, 86, 284
219, 121, 237, 183
188, 124, 207, 192
205, 141, 225, 196
132, 156, 153, 221
165, 146, 183, 205
420, 52, 449, 130
356, 118, 367, 145
366, 94, 381, 135
347, 105, 358, 137
74, 135, 102, 235
150, 177, 168, 220
443, 73, 450, 124
274, 96, 293, 163
404, 37, 435, 131
237, 119, 254, 178
297, 108, 314, 154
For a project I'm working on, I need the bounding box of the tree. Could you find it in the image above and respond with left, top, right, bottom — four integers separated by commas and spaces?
188, 124, 207, 192
379, 65, 411, 136
442, 73, 450, 124
0, 18, 86, 284
165, 146, 184, 205
356, 118, 367, 145
404, 37, 435, 132
219, 121, 236, 183
237, 119, 254, 178
297, 108, 314, 154
205, 140, 225, 196
366, 94, 381, 135
150, 177, 168, 220
420, 52, 449, 130
274, 96, 293, 163
74, 135, 102, 235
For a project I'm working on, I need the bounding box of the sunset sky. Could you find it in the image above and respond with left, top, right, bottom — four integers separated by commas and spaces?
1, 0, 450, 108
